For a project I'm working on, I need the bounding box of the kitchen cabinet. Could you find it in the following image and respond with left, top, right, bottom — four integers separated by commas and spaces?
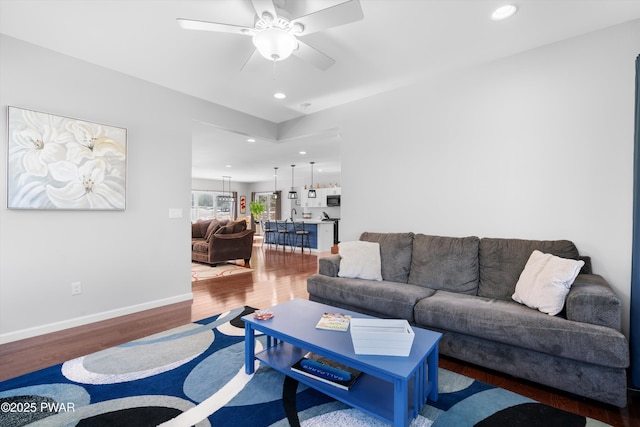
301, 187, 325, 208
300, 187, 340, 208
308, 188, 326, 207
316, 220, 335, 251
326, 187, 341, 196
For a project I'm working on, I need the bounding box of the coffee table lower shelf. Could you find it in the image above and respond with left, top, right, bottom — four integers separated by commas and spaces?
255, 341, 429, 426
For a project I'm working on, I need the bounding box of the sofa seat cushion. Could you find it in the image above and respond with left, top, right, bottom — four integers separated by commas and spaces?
307, 274, 435, 322
408, 234, 479, 294
478, 238, 580, 301
414, 291, 628, 368
360, 232, 414, 283
192, 238, 209, 253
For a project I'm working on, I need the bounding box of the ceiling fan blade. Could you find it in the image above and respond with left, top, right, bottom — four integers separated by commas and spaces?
291, 0, 363, 35
294, 40, 335, 71
177, 18, 253, 35
251, 0, 278, 20
240, 49, 260, 72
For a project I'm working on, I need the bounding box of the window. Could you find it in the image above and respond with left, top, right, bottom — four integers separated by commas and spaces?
191, 190, 236, 221
255, 191, 279, 221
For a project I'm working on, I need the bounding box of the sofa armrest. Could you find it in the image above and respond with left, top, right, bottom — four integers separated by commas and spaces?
208, 229, 255, 261
565, 274, 622, 331
318, 254, 341, 277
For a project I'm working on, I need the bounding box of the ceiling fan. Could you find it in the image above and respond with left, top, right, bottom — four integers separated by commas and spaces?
177, 0, 363, 71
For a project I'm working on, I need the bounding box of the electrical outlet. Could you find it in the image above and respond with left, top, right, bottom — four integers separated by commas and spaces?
71, 281, 82, 296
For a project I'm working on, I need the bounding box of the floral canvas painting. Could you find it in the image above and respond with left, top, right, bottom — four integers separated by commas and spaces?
7, 106, 127, 210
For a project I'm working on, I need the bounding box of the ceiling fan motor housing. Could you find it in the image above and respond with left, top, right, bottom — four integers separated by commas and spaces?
253, 14, 302, 61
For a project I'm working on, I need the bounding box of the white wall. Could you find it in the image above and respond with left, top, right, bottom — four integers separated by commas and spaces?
280, 19, 640, 336
0, 35, 275, 343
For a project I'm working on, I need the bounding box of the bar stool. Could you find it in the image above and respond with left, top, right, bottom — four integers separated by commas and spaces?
276, 220, 291, 251
262, 220, 276, 248
292, 221, 310, 254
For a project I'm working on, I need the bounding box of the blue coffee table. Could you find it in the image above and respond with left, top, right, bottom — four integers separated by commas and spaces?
242, 299, 441, 427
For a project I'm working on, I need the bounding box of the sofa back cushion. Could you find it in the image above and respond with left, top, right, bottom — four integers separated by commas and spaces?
408, 234, 480, 294
205, 219, 223, 240
359, 232, 414, 283
216, 219, 246, 235
229, 219, 247, 233
478, 238, 580, 301
194, 219, 212, 238
192, 222, 204, 238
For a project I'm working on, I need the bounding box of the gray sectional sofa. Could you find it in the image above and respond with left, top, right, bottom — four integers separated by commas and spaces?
306, 232, 630, 407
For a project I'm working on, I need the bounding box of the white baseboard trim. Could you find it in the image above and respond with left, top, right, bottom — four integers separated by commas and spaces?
0, 293, 193, 345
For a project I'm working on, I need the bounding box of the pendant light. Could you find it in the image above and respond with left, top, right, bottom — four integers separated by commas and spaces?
273, 167, 278, 199
288, 165, 298, 199
221, 176, 234, 202
308, 162, 316, 198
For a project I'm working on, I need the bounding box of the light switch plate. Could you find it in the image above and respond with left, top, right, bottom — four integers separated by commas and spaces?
169, 208, 183, 219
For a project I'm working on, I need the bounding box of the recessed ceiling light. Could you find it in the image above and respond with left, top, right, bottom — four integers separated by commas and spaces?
491, 4, 518, 21
299, 151, 306, 155
225, 164, 232, 168
274, 92, 287, 99
247, 138, 256, 143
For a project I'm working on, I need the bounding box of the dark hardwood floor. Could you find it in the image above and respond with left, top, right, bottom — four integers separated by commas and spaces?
1, 239, 638, 426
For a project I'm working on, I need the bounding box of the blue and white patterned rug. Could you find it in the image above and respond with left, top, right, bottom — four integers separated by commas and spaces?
0, 307, 610, 426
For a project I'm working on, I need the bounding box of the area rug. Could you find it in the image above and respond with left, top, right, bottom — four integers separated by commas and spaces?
0, 307, 611, 427
192, 263, 253, 282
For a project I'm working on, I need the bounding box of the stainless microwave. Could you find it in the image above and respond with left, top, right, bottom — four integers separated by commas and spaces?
326, 194, 341, 207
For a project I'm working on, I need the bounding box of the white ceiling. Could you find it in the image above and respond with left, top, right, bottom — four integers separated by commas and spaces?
3, 0, 640, 182
191, 120, 342, 182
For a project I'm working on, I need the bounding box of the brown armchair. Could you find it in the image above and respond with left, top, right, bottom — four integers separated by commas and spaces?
192, 219, 255, 266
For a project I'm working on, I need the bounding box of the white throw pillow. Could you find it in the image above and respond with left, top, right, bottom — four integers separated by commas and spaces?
512, 250, 585, 315
338, 241, 382, 281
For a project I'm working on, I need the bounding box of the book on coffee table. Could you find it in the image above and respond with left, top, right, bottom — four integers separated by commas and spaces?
290, 352, 362, 390
315, 312, 351, 331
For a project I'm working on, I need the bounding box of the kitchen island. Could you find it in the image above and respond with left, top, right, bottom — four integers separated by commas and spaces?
264, 219, 336, 252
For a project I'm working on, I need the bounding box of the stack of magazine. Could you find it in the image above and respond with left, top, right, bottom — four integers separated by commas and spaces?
291, 352, 362, 390
315, 313, 351, 332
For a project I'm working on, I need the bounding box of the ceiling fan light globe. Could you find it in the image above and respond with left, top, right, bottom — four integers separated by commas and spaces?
253, 28, 298, 61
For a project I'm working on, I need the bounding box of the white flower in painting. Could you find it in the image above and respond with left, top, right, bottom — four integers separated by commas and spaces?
10, 119, 67, 177
65, 120, 126, 162
46, 159, 125, 209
